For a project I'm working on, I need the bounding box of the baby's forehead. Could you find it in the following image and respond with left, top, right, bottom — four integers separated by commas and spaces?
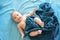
12, 11, 22, 17
13, 12, 18, 15
12, 13, 16, 18
12, 11, 19, 15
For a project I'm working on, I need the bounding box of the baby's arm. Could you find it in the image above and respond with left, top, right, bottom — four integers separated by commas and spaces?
34, 17, 44, 27
26, 8, 37, 17
17, 22, 24, 39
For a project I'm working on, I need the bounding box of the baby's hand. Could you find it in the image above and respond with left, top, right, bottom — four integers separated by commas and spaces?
21, 34, 24, 40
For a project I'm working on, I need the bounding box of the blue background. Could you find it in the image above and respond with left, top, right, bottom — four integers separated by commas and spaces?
0, 0, 60, 40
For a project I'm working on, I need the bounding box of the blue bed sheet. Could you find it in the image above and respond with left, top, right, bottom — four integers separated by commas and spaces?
0, 0, 60, 40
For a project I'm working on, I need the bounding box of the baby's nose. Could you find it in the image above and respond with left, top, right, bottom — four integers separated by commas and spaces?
16, 16, 19, 18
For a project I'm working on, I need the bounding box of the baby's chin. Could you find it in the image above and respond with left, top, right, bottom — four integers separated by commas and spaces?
17, 20, 21, 23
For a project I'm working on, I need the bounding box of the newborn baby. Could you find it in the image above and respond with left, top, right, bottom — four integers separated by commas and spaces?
11, 9, 44, 39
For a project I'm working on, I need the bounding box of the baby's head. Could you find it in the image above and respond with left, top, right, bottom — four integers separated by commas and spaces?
11, 11, 23, 23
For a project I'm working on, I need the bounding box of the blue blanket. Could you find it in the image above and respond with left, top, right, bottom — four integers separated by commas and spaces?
0, 0, 60, 40
24, 3, 59, 40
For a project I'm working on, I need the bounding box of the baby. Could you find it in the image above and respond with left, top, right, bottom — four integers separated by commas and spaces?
11, 9, 44, 39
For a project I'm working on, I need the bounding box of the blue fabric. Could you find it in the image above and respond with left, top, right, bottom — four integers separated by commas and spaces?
24, 3, 59, 40
24, 16, 41, 36
0, 0, 60, 40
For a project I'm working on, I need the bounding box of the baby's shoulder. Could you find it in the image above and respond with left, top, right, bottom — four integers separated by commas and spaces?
18, 23, 21, 27
18, 21, 26, 29
19, 21, 26, 26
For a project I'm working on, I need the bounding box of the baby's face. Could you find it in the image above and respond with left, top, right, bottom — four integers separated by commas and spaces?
12, 11, 23, 23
